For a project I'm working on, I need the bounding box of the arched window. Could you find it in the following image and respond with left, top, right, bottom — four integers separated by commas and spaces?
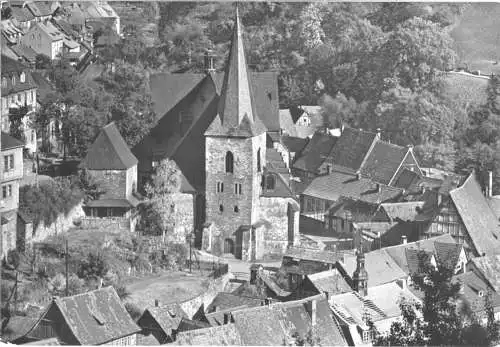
225, 151, 234, 173
257, 148, 261, 172
266, 174, 276, 190
234, 205, 239, 213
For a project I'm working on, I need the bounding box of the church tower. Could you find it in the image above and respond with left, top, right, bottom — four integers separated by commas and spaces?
204, 6, 267, 259
353, 250, 368, 297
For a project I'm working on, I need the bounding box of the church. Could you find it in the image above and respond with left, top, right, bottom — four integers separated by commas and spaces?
133, 8, 300, 261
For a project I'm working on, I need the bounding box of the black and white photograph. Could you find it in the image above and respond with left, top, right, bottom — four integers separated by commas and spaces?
1, 1, 500, 345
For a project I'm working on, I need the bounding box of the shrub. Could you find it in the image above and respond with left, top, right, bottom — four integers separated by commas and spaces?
77, 252, 109, 280
164, 243, 188, 270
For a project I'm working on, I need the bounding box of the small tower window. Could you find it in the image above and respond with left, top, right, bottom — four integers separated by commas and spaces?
234, 206, 239, 213
225, 151, 234, 173
266, 174, 276, 190
257, 148, 261, 172
219, 204, 224, 213
217, 182, 224, 193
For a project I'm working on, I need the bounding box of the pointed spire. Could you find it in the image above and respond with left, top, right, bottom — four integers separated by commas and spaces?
205, 3, 266, 137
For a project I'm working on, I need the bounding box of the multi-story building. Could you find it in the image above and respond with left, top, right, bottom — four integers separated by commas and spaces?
21, 21, 63, 60
1, 55, 38, 153
1, 131, 24, 259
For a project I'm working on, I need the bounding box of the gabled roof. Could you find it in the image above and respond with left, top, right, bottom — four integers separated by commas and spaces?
2, 316, 40, 342
175, 323, 243, 346
261, 171, 296, 199
206, 293, 262, 313
327, 198, 378, 222
43, 287, 141, 345
10, 44, 38, 63
366, 282, 421, 318
141, 303, 188, 336
292, 132, 338, 173
284, 247, 340, 264
360, 141, 409, 185
405, 248, 434, 275
453, 271, 500, 314
306, 269, 352, 296
330, 291, 387, 326
470, 255, 500, 292
302, 170, 403, 205
80, 122, 138, 170
205, 8, 266, 138
341, 250, 407, 287
2, 132, 25, 150
26, 2, 55, 17
379, 201, 425, 222
450, 172, 500, 256
10, 6, 35, 22
434, 241, 464, 270
392, 168, 422, 190
32, 21, 64, 41
281, 135, 308, 154
279, 109, 298, 136
325, 127, 378, 171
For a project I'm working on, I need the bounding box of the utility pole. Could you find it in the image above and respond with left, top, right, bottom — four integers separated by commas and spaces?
189, 233, 192, 273
14, 271, 18, 314
65, 239, 69, 297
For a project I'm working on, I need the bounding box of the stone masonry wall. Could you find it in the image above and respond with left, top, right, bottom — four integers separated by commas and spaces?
179, 273, 231, 319
31, 203, 85, 242
88, 169, 128, 200
205, 136, 254, 250
1, 210, 18, 258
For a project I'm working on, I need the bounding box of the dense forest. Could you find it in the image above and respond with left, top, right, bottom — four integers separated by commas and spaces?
41, 2, 500, 192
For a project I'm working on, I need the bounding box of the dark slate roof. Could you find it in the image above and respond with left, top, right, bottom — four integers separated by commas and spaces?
434, 241, 463, 270
392, 168, 422, 190
10, 44, 38, 63
149, 73, 206, 119
79, 122, 138, 170
405, 248, 433, 274
213, 71, 279, 134
284, 247, 340, 264
380, 202, 425, 222
327, 198, 378, 222
84, 197, 140, 208
206, 293, 263, 313
360, 141, 408, 185
449, 172, 500, 256
175, 323, 243, 346
142, 303, 188, 336
453, 271, 500, 314
1, 132, 25, 150
176, 317, 211, 333
26, 2, 55, 17
281, 136, 309, 154
470, 255, 500, 292
1, 55, 37, 96
10, 6, 35, 22
292, 132, 338, 173
306, 269, 352, 295
325, 127, 378, 171
2, 316, 40, 342
258, 271, 292, 297
205, 10, 266, 138
302, 170, 403, 205
48, 287, 140, 345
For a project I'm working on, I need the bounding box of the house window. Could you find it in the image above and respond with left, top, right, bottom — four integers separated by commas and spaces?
306, 198, 313, 212
17, 93, 21, 102
234, 205, 239, 213
20, 72, 26, 83
11, 76, 16, 86
2, 185, 12, 199
326, 165, 331, 174
1, 78, 6, 88
362, 330, 373, 344
225, 151, 234, 173
257, 148, 261, 172
217, 182, 224, 193
4, 155, 14, 171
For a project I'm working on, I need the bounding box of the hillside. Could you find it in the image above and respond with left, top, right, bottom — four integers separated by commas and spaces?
451, 3, 500, 75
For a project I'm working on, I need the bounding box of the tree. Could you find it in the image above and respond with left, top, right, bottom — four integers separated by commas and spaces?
77, 252, 109, 281
8, 105, 29, 141
140, 159, 181, 242
376, 251, 499, 346
33, 92, 61, 153
35, 54, 51, 70
319, 93, 368, 129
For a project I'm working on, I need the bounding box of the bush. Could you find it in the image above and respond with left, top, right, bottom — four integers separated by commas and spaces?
77, 252, 109, 280
164, 243, 188, 270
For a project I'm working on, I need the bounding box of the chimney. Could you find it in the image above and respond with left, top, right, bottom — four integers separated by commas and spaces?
204, 49, 215, 74
356, 171, 361, 180
155, 299, 159, 307
402, 235, 407, 245
488, 171, 493, 198
376, 128, 381, 140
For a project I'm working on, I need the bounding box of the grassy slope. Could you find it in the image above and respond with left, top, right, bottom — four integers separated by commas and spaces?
451, 3, 500, 75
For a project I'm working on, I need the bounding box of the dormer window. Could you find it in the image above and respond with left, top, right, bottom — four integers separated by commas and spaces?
20, 72, 26, 83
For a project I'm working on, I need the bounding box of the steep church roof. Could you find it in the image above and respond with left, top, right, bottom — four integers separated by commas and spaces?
80, 122, 138, 170
205, 7, 266, 138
